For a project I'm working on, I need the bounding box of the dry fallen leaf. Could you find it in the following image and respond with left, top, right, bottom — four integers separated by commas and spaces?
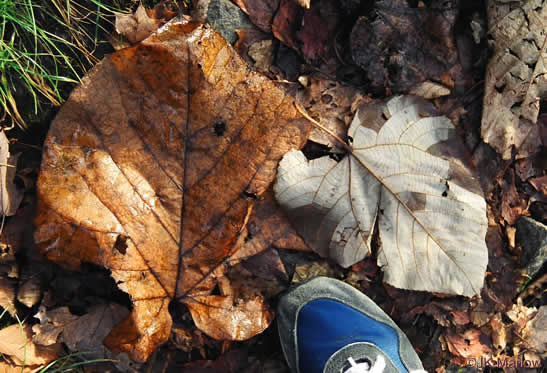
296, 9, 329, 61
444, 329, 491, 365
0, 131, 23, 216
500, 168, 529, 226
32, 303, 129, 360
350, 0, 460, 93
481, 0, 546, 159
275, 96, 488, 296
186, 295, 274, 341
236, 0, 331, 62
234, 29, 275, 75
409, 81, 451, 100
0, 277, 16, 316
300, 76, 366, 149
0, 362, 42, 373
114, 4, 175, 46
295, 0, 310, 9
272, 0, 300, 51
233, 0, 280, 33
0, 324, 61, 366
520, 305, 546, 356
529, 174, 547, 197
34, 19, 308, 362
228, 190, 310, 263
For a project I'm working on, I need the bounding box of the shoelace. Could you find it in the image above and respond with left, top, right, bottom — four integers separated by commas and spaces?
345, 355, 386, 373
344, 355, 428, 373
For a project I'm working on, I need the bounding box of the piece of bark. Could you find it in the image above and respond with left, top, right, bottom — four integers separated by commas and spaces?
481, 0, 546, 160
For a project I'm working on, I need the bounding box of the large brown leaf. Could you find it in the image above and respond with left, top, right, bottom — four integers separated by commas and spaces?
34, 19, 308, 362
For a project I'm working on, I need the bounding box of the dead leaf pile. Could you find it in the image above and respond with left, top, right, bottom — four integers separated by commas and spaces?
233, 0, 334, 62
350, 0, 461, 94
34, 18, 308, 362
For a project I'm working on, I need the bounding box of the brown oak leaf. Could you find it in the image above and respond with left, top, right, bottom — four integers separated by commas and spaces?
34, 19, 308, 362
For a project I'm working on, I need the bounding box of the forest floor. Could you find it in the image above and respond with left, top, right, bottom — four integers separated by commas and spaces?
0, 0, 545, 372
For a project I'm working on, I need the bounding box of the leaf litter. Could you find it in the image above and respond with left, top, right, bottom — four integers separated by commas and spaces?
1, 0, 545, 371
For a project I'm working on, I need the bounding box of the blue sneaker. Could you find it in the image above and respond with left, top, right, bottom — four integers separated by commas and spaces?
277, 277, 426, 373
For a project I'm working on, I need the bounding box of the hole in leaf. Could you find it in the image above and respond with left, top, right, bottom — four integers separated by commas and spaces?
168, 299, 189, 321
301, 140, 331, 160
241, 190, 258, 199
211, 284, 221, 296
244, 232, 254, 242
213, 121, 226, 136
442, 181, 450, 196
114, 234, 128, 255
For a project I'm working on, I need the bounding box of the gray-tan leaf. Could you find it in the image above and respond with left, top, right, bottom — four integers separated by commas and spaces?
275, 96, 488, 296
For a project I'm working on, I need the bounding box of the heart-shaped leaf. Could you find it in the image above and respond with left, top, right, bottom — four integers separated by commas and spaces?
34, 19, 308, 361
275, 96, 488, 296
